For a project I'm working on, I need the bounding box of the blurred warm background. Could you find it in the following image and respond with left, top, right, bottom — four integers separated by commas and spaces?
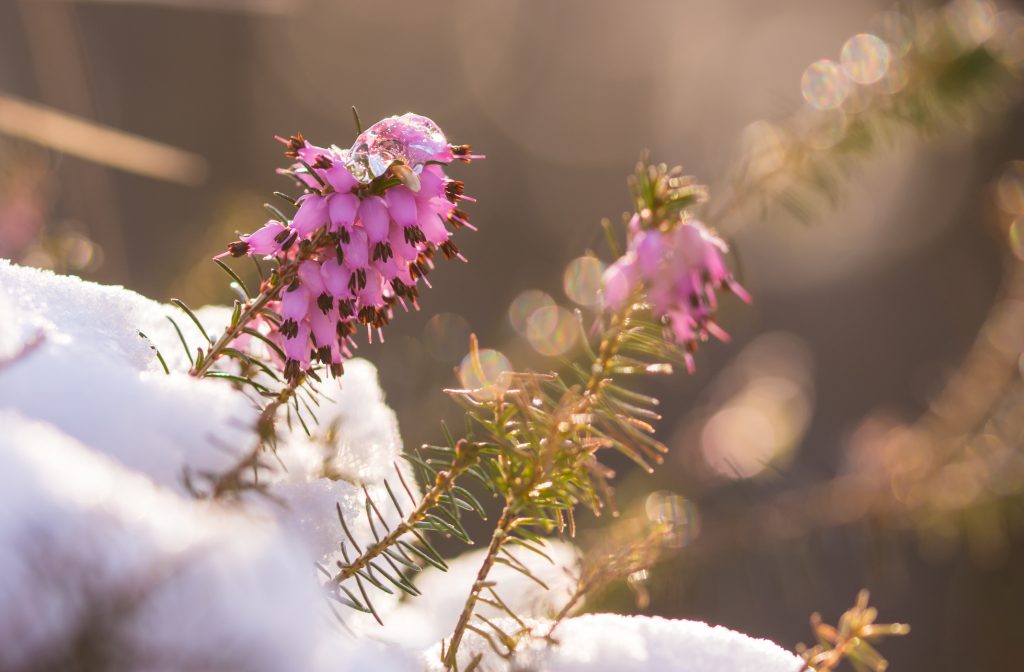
2, 0, 1023, 669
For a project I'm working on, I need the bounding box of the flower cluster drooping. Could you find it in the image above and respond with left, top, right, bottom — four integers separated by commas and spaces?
219, 113, 480, 383
602, 216, 750, 372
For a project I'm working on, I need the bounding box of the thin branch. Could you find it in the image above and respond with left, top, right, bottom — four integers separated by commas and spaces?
331, 440, 481, 584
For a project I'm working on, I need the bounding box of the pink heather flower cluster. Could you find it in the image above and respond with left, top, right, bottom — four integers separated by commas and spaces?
602, 216, 750, 373
220, 113, 480, 383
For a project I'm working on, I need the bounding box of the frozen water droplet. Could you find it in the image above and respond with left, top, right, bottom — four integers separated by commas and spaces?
346, 113, 453, 183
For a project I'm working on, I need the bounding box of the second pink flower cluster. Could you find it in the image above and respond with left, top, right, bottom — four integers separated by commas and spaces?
602, 216, 750, 373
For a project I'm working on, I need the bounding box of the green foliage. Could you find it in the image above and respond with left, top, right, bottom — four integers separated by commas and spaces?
709, 6, 1022, 230
437, 162, 711, 670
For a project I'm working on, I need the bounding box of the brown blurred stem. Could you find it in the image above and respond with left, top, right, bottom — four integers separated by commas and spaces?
207, 381, 299, 498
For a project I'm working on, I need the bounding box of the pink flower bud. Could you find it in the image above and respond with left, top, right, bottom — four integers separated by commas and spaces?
416, 199, 450, 245
297, 260, 325, 296
358, 267, 385, 307
241, 220, 287, 255
634, 230, 665, 279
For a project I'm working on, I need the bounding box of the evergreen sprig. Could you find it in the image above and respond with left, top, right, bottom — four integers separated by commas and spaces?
439, 162, 710, 670
798, 591, 909, 672
323, 438, 488, 624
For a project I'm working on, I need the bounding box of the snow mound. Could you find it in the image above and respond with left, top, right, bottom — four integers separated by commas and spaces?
260, 357, 415, 564
0, 260, 257, 490
0, 410, 368, 672
0, 261, 806, 671
379, 541, 581, 649
427, 614, 803, 672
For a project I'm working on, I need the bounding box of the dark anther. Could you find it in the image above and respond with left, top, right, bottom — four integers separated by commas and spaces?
445, 180, 465, 202
317, 292, 333, 314
317, 345, 332, 364
440, 240, 460, 260
312, 155, 333, 169
280, 132, 306, 159
286, 277, 301, 292
447, 209, 470, 228
451, 144, 474, 162
280, 318, 299, 338
274, 229, 292, 244
284, 359, 301, 384
330, 362, 344, 378
338, 299, 354, 318
347, 269, 366, 293
404, 226, 426, 245
227, 241, 249, 257
372, 241, 393, 262
338, 227, 351, 245
336, 319, 356, 338
280, 232, 297, 252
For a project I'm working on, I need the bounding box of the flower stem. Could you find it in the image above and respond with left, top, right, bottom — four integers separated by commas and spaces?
191, 287, 281, 378
191, 228, 333, 379
207, 381, 300, 498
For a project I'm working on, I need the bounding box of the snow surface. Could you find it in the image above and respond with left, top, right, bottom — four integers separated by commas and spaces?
0, 260, 803, 670
377, 541, 581, 650
0, 410, 418, 672
0, 260, 257, 489
425, 614, 804, 672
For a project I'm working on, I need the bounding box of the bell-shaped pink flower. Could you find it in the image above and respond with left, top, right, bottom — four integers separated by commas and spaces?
601, 256, 637, 311
328, 192, 359, 234
280, 284, 311, 321
344, 227, 370, 270
324, 163, 357, 193
292, 194, 329, 237
385, 186, 418, 229
358, 196, 389, 244
321, 257, 353, 299
417, 201, 450, 245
